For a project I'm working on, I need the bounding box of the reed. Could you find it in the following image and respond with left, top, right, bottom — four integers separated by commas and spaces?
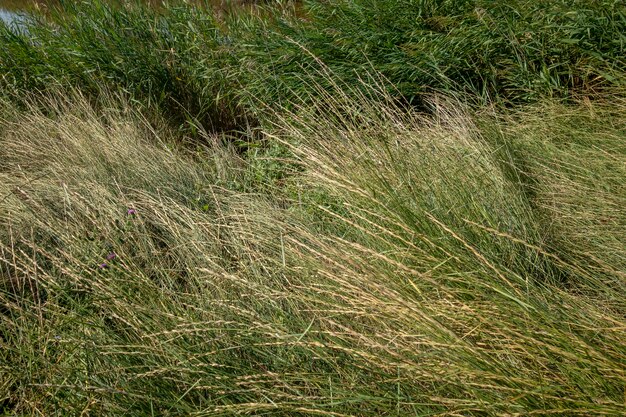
1, 0, 624, 136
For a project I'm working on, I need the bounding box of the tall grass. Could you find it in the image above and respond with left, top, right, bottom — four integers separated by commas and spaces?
0, 1, 246, 133
1, 86, 624, 415
1, 1, 625, 415
1, 0, 625, 136
283, 0, 626, 102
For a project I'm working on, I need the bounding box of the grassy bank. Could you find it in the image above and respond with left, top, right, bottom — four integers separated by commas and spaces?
1, 87, 625, 415
1, 0, 625, 415
1, 0, 625, 134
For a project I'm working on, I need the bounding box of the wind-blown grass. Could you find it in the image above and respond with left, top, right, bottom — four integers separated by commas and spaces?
0, 1, 246, 133
282, 0, 626, 102
1, 1, 625, 415
1, 86, 624, 415
1, 0, 625, 136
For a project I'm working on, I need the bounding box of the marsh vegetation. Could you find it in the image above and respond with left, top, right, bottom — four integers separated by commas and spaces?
1, 1, 625, 415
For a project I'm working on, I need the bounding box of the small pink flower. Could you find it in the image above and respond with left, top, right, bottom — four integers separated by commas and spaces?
106, 252, 117, 260
127, 208, 137, 215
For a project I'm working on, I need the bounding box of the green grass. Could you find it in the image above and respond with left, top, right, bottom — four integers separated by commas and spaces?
0, 1, 245, 134
287, 0, 626, 102
1, 0, 625, 135
1, 1, 625, 415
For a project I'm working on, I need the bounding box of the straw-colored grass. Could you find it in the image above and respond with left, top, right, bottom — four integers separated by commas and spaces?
0, 88, 624, 415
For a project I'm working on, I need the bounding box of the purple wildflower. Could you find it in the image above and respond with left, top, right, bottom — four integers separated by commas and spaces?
106, 252, 117, 261
98, 263, 108, 269
127, 208, 137, 215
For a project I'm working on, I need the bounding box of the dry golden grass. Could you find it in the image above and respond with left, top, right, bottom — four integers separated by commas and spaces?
1, 89, 625, 415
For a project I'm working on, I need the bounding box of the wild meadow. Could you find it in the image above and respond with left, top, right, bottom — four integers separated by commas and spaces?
1, 1, 625, 415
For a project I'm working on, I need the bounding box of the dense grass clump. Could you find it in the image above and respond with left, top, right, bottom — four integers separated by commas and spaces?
278, 0, 626, 102
1, 0, 625, 135
0, 1, 246, 133
1, 88, 624, 415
